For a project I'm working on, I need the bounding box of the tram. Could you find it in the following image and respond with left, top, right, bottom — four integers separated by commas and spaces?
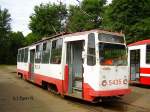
17, 29, 131, 102
128, 39, 150, 85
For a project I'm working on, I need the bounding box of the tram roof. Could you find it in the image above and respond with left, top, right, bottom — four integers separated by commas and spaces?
128, 39, 150, 47
32, 29, 123, 45
18, 29, 124, 50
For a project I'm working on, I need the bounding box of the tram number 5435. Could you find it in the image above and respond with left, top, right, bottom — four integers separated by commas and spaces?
101, 79, 128, 86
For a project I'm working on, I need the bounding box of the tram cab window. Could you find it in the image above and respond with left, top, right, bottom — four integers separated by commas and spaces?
146, 45, 150, 64
42, 42, 51, 63
87, 33, 96, 66
99, 43, 127, 66
98, 33, 124, 43
35, 44, 42, 63
50, 39, 63, 64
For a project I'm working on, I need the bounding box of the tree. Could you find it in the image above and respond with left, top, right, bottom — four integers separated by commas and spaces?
0, 7, 11, 64
25, 33, 41, 45
102, 0, 150, 43
0, 7, 11, 36
0, 7, 11, 45
66, 5, 88, 32
8, 32, 25, 64
66, 0, 106, 32
0, 8, 25, 64
29, 3, 67, 37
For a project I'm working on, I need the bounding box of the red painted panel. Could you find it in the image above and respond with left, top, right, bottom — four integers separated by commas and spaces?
140, 76, 150, 85
83, 83, 131, 101
140, 68, 150, 74
17, 69, 63, 94
17, 69, 30, 80
34, 74, 63, 94
63, 64, 69, 94
128, 39, 150, 46
83, 83, 95, 101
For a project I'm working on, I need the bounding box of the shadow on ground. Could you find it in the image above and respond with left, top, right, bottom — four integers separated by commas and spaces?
64, 96, 128, 112
130, 83, 150, 89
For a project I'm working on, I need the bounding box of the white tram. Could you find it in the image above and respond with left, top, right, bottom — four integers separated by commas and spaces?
17, 29, 131, 102
128, 39, 150, 85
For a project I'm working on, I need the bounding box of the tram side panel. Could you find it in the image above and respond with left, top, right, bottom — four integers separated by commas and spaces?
33, 64, 63, 93
17, 48, 30, 80
17, 62, 29, 79
128, 44, 150, 85
139, 45, 150, 85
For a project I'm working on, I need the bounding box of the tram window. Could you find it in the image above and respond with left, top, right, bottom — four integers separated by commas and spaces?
87, 33, 96, 66
98, 33, 124, 43
21, 49, 24, 62
42, 42, 51, 63
17, 50, 21, 62
50, 39, 63, 64
35, 44, 42, 63
20, 49, 22, 62
24, 48, 28, 62
146, 45, 150, 64
99, 43, 127, 66
17, 54, 19, 62
130, 50, 136, 64
43, 43, 47, 51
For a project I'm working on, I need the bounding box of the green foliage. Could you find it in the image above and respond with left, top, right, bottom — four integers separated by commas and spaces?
8, 32, 25, 64
130, 18, 150, 39
24, 33, 41, 45
0, 7, 11, 64
0, 7, 11, 47
102, 0, 150, 43
66, 5, 87, 32
0, 7, 25, 64
0, 7, 11, 34
0, 30, 25, 64
66, 0, 106, 32
29, 3, 67, 37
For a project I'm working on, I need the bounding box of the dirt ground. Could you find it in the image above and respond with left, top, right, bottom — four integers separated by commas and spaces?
0, 65, 150, 112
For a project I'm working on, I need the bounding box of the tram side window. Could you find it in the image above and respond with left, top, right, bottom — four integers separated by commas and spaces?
87, 33, 96, 66
17, 50, 21, 62
35, 44, 42, 63
21, 49, 24, 62
42, 41, 51, 63
50, 39, 63, 64
24, 48, 29, 62
146, 45, 150, 64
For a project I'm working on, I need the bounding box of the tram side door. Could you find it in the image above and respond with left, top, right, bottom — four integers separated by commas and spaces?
29, 49, 35, 81
130, 49, 140, 81
66, 40, 84, 98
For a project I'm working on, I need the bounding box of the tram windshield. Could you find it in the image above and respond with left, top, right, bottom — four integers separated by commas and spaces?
99, 43, 127, 66
98, 33, 124, 44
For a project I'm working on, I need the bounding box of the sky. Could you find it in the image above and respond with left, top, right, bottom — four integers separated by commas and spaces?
0, 0, 112, 36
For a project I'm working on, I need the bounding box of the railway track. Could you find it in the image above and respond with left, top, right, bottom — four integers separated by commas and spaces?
64, 96, 150, 112
118, 100, 149, 112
